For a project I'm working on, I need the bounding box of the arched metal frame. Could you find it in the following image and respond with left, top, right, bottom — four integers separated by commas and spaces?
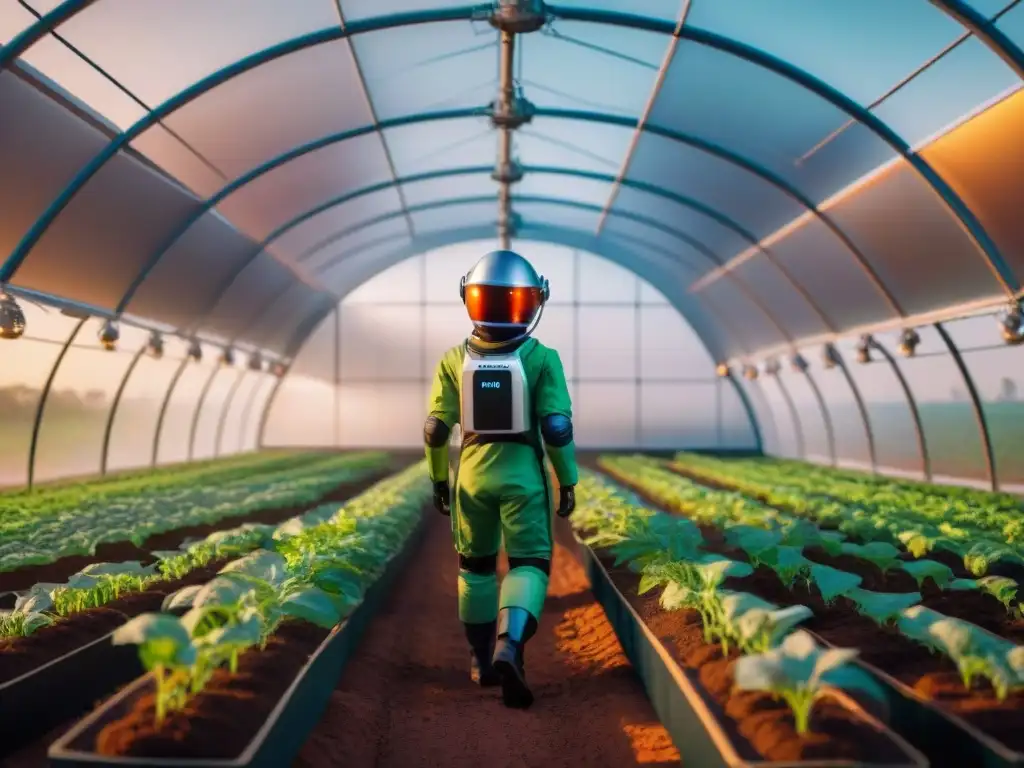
869, 338, 931, 480
187, 364, 226, 462
833, 350, 878, 473
766, 374, 806, 459
801, 369, 837, 465
4, 2, 1021, 487
26, 317, 87, 490
8, 1, 1024, 356
99, 344, 147, 475
151, 356, 192, 467
213, 369, 249, 458
934, 321, 998, 490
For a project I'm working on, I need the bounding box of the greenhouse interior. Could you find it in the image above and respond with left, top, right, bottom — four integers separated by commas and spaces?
1, 1, 1023, 766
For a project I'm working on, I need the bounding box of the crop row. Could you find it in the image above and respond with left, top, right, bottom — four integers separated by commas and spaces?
670, 452, 1024, 573
3, 462, 431, 763
0, 451, 391, 572
594, 455, 1024, 755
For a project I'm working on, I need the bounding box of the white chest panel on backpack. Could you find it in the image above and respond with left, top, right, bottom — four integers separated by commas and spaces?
460, 346, 530, 435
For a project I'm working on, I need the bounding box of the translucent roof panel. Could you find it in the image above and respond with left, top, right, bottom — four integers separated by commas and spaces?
382, 117, 495, 178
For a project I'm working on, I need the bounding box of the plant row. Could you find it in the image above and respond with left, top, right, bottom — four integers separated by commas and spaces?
0, 451, 391, 572
572, 470, 886, 747
601, 455, 1019, 617
597, 457, 1024, 721
671, 452, 1024, 574
106, 461, 431, 731
575, 467, 1024, 759
0, 519, 284, 639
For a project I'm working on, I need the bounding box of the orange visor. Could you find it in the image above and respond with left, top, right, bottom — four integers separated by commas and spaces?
464, 283, 543, 326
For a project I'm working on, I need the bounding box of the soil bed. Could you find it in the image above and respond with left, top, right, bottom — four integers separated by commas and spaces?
666, 461, 1024, 585
94, 621, 330, 759
0, 467, 396, 593
596, 463, 1024, 754
296, 514, 681, 768
0, 558, 231, 683
589, 541, 910, 763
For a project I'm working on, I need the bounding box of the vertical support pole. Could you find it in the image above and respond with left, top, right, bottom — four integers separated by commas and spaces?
935, 321, 996, 489
871, 339, 930, 480
213, 369, 248, 457
334, 304, 342, 447
572, 248, 580, 410
496, 28, 515, 250
772, 374, 806, 458
634, 275, 642, 448
802, 369, 836, 465
835, 353, 877, 472
237, 374, 268, 453
257, 364, 292, 449
100, 345, 147, 475
27, 317, 87, 490
715, 377, 723, 446
188, 364, 223, 461
152, 355, 191, 467
729, 374, 763, 453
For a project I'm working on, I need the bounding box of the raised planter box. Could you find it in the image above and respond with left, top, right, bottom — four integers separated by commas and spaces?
47, 509, 427, 768
573, 532, 929, 768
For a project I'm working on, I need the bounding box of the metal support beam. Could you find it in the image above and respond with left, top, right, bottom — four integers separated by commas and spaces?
237, 374, 268, 453
257, 367, 292, 449
935, 321, 997, 490
213, 369, 248, 457
870, 338, 931, 480
152, 356, 191, 467
187, 364, 225, 461
100, 344, 147, 475
727, 373, 764, 453
802, 369, 837, 465
334, 304, 341, 447
497, 29, 516, 249
929, 0, 1024, 81
834, 353, 878, 473
27, 317, 86, 490
771, 374, 805, 459
302, 191, 798, 343
0, 0, 96, 70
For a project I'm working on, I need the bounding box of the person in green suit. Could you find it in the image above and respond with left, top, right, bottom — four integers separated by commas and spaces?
423, 249, 578, 709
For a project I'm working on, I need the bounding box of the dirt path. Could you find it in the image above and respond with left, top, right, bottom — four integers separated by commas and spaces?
297, 514, 681, 768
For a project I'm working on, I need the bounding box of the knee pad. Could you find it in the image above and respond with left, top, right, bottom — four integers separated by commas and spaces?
507, 556, 550, 576
459, 553, 498, 574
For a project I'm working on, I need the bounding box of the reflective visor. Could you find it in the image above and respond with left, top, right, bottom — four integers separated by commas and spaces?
464, 283, 543, 326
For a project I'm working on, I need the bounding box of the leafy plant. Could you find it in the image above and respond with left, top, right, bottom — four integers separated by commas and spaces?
898, 606, 1024, 699
808, 564, 862, 604
733, 630, 884, 734
844, 588, 921, 626
900, 559, 954, 590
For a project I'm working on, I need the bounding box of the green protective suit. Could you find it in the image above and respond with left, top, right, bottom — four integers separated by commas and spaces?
425, 335, 579, 626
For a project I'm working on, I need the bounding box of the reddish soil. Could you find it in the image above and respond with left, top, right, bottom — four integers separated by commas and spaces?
0, 467, 396, 593
0, 558, 231, 683
592, 548, 913, 763
596, 463, 1024, 754
296, 513, 682, 768
93, 621, 331, 758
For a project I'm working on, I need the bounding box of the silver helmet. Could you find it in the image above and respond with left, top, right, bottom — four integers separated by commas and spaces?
460, 250, 549, 343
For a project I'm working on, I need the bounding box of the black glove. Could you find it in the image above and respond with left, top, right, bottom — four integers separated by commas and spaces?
432, 481, 451, 516
556, 485, 576, 518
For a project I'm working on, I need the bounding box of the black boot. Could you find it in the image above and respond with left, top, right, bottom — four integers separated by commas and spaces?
491, 607, 537, 709
464, 621, 499, 687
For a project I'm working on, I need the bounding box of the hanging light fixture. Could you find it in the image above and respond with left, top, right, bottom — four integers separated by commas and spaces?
146, 331, 164, 359
897, 328, 921, 357
821, 343, 841, 369
855, 334, 873, 364
248, 351, 263, 372
221, 347, 235, 366
715, 363, 731, 378
764, 357, 781, 376
998, 299, 1024, 345
0, 290, 26, 339
790, 352, 809, 373
187, 338, 203, 362
742, 363, 759, 381
98, 320, 120, 351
